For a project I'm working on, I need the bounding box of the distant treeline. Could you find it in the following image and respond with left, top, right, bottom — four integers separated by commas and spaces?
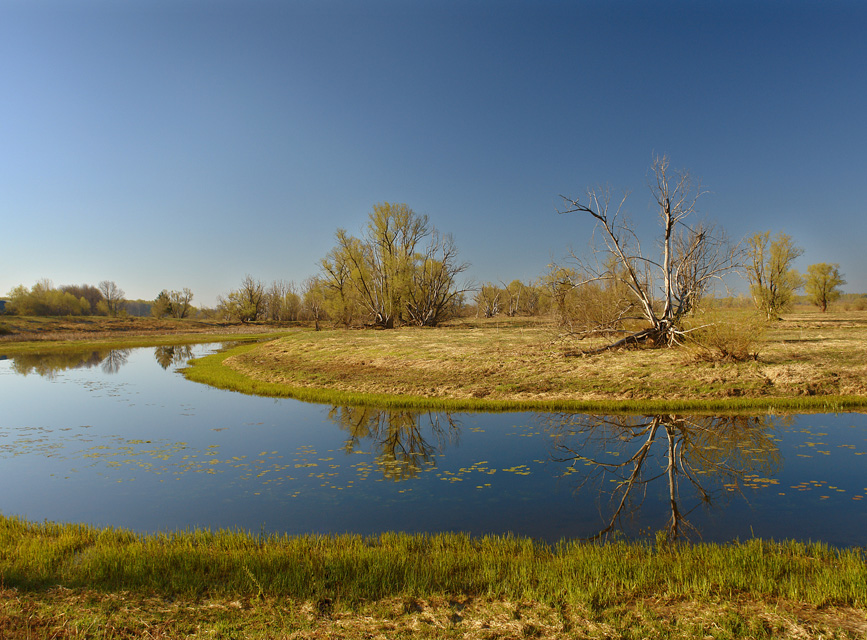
3, 280, 127, 317
3, 202, 865, 325
4, 280, 865, 323
1, 281, 212, 320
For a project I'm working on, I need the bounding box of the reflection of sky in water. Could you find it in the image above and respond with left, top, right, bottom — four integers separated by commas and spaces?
0, 345, 865, 546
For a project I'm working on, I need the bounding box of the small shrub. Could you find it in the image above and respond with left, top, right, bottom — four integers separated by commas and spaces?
684, 310, 766, 362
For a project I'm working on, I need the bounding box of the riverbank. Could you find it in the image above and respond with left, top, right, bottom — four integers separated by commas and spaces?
0, 316, 297, 354
2, 514, 865, 639
184, 309, 867, 413
4, 310, 867, 412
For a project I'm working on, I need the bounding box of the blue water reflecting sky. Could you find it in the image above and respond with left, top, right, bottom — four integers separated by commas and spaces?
1, 345, 865, 545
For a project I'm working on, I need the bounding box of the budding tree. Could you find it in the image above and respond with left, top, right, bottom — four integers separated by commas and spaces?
805, 263, 845, 312
745, 231, 803, 319
321, 202, 469, 328
557, 155, 741, 350
218, 276, 265, 323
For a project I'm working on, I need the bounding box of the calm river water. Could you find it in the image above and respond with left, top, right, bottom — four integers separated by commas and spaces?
1, 344, 865, 545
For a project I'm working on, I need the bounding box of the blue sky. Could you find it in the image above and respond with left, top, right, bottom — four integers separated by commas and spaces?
2, 0, 865, 306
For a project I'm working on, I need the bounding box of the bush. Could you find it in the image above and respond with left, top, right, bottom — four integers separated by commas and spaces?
684, 309, 766, 362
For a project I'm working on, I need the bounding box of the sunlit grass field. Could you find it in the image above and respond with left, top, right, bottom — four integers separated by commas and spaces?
3, 309, 867, 637
2, 514, 866, 639
185, 308, 867, 412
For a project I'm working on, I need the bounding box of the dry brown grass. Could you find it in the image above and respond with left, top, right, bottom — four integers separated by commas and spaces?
222, 310, 867, 406
3, 589, 865, 639
0, 316, 293, 343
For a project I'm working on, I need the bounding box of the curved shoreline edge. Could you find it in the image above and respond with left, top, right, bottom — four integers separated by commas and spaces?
182, 342, 867, 414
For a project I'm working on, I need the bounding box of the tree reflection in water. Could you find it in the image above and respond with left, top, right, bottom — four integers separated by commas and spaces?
10, 348, 132, 378
154, 345, 195, 370
327, 407, 460, 481
101, 349, 130, 374
541, 414, 784, 541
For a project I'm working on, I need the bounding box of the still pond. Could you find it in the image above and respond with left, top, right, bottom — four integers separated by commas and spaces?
1, 344, 865, 546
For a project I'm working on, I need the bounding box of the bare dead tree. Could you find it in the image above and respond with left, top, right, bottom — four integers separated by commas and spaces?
98, 280, 126, 317
101, 349, 131, 375
557, 156, 742, 351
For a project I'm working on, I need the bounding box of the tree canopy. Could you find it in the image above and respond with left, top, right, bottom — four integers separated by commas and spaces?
805, 263, 845, 312
745, 231, 803, 320
320, 202, 469, 328
217, 276, 265, 323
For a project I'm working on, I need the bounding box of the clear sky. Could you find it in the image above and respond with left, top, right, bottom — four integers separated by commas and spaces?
2, 0, 865, 306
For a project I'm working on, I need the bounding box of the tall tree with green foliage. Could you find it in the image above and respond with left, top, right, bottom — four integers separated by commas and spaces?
168, 288, 194, 318
152, 291, 173, 318
151, 289, 193, 319
805, 263, 845, 312
745, 231, 803, 320
321, 234, 364, 327
321, 202, 468, 328
60, 284, 103, 314
218, 276, 265, 323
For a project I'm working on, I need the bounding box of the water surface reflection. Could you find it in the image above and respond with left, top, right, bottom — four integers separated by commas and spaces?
9, 348, 131, 377
328, 407, 460, 480
154, 345, 195, 370
544, 414, 784, 540
0, 345, 865, 545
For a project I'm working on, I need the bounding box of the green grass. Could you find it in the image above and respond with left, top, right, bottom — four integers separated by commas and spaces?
3, 514, 865, 606
3, 514, 866, 638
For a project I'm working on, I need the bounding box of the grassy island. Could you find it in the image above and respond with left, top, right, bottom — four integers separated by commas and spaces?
182, 309, 867, 413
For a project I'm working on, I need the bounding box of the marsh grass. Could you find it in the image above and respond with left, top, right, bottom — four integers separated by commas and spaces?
5, 515, 865, 606
2, 515, 866, 638
183, 310, 867, 412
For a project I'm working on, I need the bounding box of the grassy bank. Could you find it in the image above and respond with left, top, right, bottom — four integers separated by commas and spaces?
0, 316, 297, 355
183, 309, 867, 413
2, 514, 866, 639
